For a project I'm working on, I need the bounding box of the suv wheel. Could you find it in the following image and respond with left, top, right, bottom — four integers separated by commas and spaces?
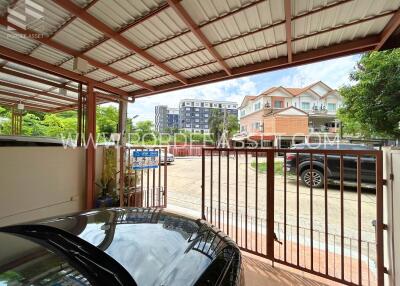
301, 169, 324, 188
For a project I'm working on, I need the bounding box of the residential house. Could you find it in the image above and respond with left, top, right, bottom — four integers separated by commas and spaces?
238, 81, 342, 147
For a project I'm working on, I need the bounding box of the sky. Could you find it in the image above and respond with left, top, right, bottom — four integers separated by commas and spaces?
126, 54, 361, 123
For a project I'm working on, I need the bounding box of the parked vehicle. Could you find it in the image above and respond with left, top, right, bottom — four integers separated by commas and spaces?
160, 151, 175, 164
0, 208, 243, 285
285, 143, 376, 188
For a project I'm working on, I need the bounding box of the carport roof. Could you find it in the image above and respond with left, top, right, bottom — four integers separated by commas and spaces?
0, 0, 400, 112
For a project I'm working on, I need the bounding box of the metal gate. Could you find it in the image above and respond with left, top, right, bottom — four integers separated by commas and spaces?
120, 146, 168, 208
201, 148, 384, 285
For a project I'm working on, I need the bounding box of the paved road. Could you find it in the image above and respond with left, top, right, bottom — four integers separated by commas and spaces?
167, 156, 377, 243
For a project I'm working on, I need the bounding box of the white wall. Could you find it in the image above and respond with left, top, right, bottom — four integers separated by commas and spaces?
385, 148, 400, 286
0, 147, 89, 226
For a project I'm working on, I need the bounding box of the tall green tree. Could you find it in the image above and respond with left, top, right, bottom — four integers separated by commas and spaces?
96, 106, 119, 137
338, 49, 400, 139
208, 109, 239, 143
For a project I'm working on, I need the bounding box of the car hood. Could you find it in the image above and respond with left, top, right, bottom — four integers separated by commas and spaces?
33, 208, 241, 286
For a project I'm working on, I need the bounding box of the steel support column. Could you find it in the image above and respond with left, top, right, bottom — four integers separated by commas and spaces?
77, 83, 83, 147
85, 82, 96, 209
118, 100, 128, 207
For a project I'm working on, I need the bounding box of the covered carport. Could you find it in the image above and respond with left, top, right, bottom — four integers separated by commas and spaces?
0, 0, 399, 285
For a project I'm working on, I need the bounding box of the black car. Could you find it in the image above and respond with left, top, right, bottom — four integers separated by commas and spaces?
285, 143, 376, 188
0, 208, 243, 286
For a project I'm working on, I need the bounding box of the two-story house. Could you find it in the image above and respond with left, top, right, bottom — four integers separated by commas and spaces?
237, 81, 342, 147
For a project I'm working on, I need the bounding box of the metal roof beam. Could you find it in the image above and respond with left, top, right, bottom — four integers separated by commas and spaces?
0, 67, 77, 96
54, 0, 188, 85
0, 45, 129, 97
0, 80, 77, 103
375, 9, 400, 50
130, 36, 379, 98
0, 101, 50, 112
284, 0, 292, 63
166, 0, 232, 75
0, 18, 154, 92
0, 90, 68, 107
0, 97, 53, 111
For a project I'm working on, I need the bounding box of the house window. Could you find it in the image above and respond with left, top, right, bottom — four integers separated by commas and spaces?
240, 110, 246, 117
301, 102, 310, 110
186, 107, 191, 111
204, 114, 208, 118
195, 102, 200, 107
241, 125, 246, 132
327, 103, 336, 112
254, 102, 261, 111
274, 100, 283, 108
195, 108, 199, 111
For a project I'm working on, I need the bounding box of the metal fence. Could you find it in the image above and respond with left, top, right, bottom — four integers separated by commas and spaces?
121, 146, 168, 208
201, 148, 384, 286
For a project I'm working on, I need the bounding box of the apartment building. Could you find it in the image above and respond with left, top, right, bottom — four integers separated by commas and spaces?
179, 99, 238, 133
238, 81, 342, 147
154, 105, 179, 132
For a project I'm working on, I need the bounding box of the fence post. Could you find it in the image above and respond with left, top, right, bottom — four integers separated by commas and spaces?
201, 148, 206, 220
266, 150, 275, 260
376, 151, 384, 285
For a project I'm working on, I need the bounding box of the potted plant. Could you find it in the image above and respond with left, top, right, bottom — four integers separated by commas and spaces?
95, 148, 118, 208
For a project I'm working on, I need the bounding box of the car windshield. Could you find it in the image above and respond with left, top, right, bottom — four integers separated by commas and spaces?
0, 232, 93, 285
0, 225, 136, 286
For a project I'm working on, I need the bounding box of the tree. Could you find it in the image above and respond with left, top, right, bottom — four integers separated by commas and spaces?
208, 109, 239, 143
338, 49, 400, 139
96, 106, 119, 137
133, 120, 154, 142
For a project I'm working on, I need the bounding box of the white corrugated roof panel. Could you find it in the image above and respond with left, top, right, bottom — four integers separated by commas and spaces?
165, 49, 216, 72
215, 24, 286, 60
129, 66, 167, 81
121, 84, 141, 92
30, 44, 70, 65
85, 39, 131, 64
122, 7, 188, 49
0, 27, 37, 54
179, 62, 221, 78
103, 77, 132, 88
195, 0, 284, 43
145, 74, 176, 86
293, 16, 393, 54
23, 0, 72, 36
85, 68, 115, 81
52, 18, 104, 51
292, 0, 400, 41
109, 54, 152, 73
226, 43, 287, 68
88, 0, 164, 30
146, 32, 204, 62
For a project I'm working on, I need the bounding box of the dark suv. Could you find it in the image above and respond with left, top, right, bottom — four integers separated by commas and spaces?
285, 143, 376, 188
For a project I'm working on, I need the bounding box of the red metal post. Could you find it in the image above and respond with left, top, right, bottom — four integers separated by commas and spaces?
266, 150, 275, 260
77, 83, 82, 147
376, 151, 384, 285
85, 82, 96, 209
